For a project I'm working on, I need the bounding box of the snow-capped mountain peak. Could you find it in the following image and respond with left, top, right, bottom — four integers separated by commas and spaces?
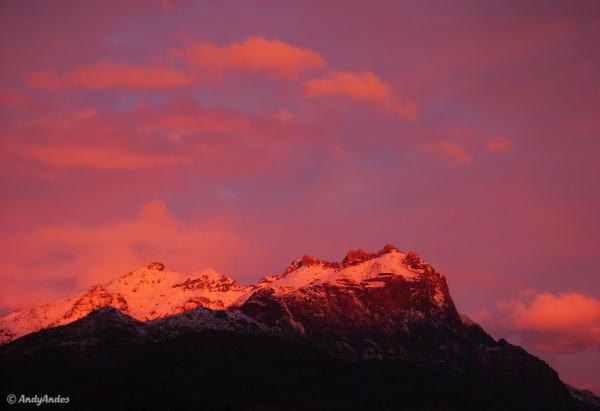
0, 262, 250, 344
1, 246, 450, 345
256, 246, 434, 297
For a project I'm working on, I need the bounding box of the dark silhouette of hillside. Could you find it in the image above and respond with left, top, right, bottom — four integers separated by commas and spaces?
0, 328, 592, 411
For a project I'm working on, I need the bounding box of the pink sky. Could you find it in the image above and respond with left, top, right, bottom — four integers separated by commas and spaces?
1, 0, 599, 393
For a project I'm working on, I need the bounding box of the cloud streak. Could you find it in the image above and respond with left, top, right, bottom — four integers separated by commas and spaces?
303, 71, 418, 119
22, 145, 190, 170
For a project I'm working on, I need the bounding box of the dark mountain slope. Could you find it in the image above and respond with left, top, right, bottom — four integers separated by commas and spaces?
0, 307, 593, 411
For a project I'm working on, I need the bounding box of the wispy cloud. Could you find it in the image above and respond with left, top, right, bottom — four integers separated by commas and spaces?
25, 59, 191, 90
421, 141, 472, 166
22, 145, 190, 170
303, 71, 418, 120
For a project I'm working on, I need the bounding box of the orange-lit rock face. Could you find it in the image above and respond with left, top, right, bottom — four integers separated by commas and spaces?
237, 246, 458, 341
0, 265, 251, 343
0, 245, 442, 345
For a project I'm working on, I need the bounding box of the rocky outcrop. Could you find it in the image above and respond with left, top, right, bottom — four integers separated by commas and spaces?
147, 262, 165, 271
48, 284, 131, 327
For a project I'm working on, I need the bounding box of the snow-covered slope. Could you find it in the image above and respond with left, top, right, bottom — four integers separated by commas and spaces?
228, 245, 441, 309
0, 246, 451, 345
0, 262, 249, 344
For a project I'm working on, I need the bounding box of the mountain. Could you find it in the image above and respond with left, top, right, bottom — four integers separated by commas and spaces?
1, 306, 597, 411
0, 245, 475, 344
1, 245, 598, 410
0, 263, 249, 344
229, 246, 579, 405
0, 307, 532, 411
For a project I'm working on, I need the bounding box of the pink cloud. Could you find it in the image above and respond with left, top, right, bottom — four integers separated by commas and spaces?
170, 36, 325, 80
498, 292, 600, 353
303, 71, 418, 120
2, 99, 318, 182
24, 59, 191, 90
421, 141, 472, 166
304, 71, 392, 101
486, 136, 512, 153
4, 107, 190, 171
128, 97, 319, 146
0, 201, 250, 311
134, 103, 254, 139
124, 100, 315, 174
17, 107, 101, 128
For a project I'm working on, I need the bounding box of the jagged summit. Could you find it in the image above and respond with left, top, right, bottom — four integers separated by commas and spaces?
282, 244, 404, 277
147, 262, 165, 271
234, 245, 455, 331
342, 244, 401, 265
0, 246, 440, 344
270, 245, 437, 294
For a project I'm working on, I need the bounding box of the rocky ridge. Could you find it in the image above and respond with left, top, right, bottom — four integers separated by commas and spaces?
0, 245, 597, 409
